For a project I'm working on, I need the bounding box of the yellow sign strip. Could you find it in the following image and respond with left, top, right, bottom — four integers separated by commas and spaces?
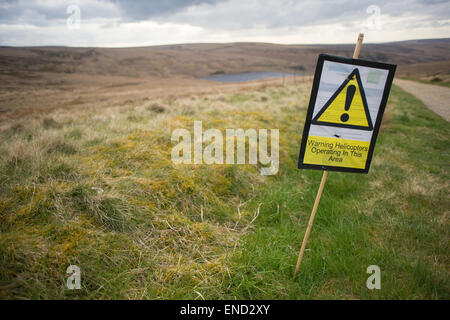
303, 135, 370, 169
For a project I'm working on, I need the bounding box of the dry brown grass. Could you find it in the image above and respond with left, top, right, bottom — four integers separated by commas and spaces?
1, 39, 449, 122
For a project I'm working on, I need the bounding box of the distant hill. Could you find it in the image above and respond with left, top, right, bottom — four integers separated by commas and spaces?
1, 38, 449, 79
1, 38, 449, 122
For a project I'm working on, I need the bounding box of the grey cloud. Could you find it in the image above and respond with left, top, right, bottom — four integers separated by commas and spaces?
107, 0, 226, 20
0, 0, 69, 24
160, 0, 450, 30
0, 0, 226, 26
0, 0, 118, 26
1, 0, 448, 29
0, 0, 448, 45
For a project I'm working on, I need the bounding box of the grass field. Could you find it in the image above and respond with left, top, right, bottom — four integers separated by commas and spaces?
0, 81, 448, 299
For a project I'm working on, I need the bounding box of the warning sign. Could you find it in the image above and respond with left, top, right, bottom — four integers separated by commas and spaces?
298, 54, 396, 173
312, 68, 373, 130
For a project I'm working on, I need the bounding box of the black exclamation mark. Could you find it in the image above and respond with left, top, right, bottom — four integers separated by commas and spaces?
340, 85, 356, 122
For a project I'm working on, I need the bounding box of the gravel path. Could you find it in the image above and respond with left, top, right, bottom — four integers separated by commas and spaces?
394, 79, 450, 122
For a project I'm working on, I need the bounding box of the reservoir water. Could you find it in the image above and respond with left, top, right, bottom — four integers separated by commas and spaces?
200, 71, 294, 83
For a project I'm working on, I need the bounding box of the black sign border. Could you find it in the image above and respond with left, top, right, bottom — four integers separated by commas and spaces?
298, 54, 396, 174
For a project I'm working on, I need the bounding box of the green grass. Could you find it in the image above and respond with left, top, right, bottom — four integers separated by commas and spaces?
0, 82, 448, 299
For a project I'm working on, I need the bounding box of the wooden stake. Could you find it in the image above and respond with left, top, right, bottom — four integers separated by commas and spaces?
293, 33, 364, 280
293, 170, 328, 279
353, 33, 364, 59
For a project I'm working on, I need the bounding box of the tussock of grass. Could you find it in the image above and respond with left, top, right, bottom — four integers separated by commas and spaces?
148, 104, 166, 114
0, 83, 448, 299
42, 118, 62, 130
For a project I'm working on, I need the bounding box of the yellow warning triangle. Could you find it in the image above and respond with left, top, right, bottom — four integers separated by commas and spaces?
312, 68, 373, 131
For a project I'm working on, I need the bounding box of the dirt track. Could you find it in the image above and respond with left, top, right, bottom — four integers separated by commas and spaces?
394, 79, 450, 121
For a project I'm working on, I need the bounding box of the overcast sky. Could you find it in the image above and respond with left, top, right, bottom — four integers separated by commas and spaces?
1, 0, 449, 47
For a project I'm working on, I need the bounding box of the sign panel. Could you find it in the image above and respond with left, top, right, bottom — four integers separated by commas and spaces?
298, 54, 396, 173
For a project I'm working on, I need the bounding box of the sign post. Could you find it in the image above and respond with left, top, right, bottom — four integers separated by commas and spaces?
293, 33, 396, 279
